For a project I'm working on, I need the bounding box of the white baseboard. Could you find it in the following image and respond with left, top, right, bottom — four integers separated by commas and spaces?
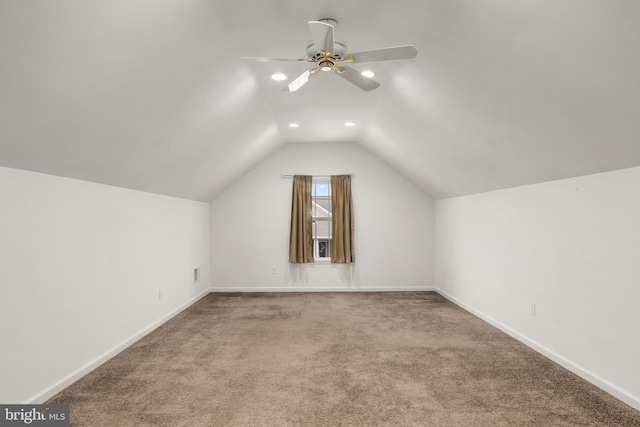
435, 288, 640, 412
211, 286, 436, 293
26, 289, 211, 404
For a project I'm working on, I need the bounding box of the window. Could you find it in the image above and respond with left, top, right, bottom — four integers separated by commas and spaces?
311, 179, 332, 259
289, 174, 353, 264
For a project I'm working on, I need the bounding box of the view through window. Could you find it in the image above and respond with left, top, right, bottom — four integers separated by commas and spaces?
311, 179, 332, 259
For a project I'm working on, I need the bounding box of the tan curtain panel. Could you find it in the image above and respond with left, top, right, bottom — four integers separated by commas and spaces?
289, 175, 314, 263
331, 175, 355, 263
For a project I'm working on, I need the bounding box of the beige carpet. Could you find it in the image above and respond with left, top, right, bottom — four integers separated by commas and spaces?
48, 292, 640, 426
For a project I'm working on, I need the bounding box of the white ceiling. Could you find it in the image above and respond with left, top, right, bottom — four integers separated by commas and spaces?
2, 0, 640, 201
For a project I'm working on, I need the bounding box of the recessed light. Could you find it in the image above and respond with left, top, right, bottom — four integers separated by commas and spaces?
288, 123, 299, 128
361, 70, 375, 78
271, 73, 287, 81
344, 122, 356, 127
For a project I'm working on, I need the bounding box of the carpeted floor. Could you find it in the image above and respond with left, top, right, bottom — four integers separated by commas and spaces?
48, 292, 640, 426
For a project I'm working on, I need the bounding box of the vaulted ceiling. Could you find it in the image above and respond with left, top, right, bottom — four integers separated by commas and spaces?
2, 0, 640, 201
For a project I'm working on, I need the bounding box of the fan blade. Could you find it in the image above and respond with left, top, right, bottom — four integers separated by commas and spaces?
308, 20, 335, 54
344, 45, 417, 63
285, 68, 318, 92
336, 66, 380, 91
241, 57, 308, 63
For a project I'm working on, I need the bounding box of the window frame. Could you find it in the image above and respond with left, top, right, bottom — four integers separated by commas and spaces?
311, 178, 332, 261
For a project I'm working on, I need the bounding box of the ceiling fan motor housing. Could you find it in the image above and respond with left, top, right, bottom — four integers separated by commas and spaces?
306, 40, 348, 61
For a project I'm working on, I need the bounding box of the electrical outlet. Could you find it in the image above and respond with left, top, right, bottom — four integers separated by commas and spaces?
194, 267, 200, 283
271, 266, 277, 274
530, 302, 536, 316
158, 289, 162, 299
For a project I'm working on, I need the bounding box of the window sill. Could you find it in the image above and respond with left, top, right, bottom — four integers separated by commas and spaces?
314, 258, 331, 264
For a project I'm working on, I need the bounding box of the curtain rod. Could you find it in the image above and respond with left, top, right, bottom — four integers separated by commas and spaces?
280, 174, 355, 179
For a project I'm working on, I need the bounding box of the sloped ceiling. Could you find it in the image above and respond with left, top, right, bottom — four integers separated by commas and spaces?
1, 0, 639, 201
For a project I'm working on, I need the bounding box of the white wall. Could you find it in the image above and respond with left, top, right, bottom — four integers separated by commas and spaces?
435, 166, 640, 410
0, 167, 211, 403
210, 141, 434, 291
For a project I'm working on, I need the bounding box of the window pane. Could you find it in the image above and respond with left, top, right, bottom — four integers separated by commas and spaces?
313, 183, 330, 197
314, 219, 331, 239
318, 240, 328, 258
315, 197, 331, 215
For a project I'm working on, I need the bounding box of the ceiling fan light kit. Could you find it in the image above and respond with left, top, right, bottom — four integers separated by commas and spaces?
242, 19, 417, 92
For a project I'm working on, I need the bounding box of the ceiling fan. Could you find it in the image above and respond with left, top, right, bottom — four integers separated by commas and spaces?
242, 19, 417, 92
